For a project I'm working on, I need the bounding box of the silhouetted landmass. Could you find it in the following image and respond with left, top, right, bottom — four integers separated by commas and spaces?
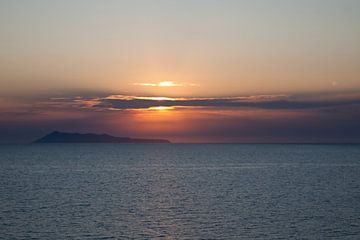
34, 131, 171, 144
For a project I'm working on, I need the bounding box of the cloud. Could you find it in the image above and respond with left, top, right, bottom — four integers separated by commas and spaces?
6, 92, 360, 113
1, 91, 360, 143
133, 83, 158, 87
90, 93, 360, 111
133, 81, 199, 87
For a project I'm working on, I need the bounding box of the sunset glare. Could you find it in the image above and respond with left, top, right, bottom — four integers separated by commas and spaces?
0, 0, 359, 143
1, 2, 360, 239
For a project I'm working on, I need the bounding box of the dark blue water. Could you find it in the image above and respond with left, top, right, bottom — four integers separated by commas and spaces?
1, 144, 360, 239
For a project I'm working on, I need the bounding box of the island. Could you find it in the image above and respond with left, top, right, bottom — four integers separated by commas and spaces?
34, 131, 171, 144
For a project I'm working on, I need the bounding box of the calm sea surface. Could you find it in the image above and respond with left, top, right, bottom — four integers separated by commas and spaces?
1, 144, 360, 239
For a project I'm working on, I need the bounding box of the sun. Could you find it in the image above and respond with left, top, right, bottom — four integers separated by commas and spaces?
158, 81, 182, 87
148, 106, 174, 111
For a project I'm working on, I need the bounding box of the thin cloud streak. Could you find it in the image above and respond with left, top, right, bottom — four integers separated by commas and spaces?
133, 81, 199, 88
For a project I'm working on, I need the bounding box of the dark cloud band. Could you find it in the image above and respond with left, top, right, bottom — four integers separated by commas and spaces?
95, 96, 360, 110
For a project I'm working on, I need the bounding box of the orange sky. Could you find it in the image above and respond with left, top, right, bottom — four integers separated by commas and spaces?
1, 1, 360, 97
0, 1, 360, 143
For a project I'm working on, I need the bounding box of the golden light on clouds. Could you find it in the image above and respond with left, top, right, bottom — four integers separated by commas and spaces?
104, 95, 177, 101
136, 96, 175, 101
133, 81, 199, 88
158, 81, 182, 87
134, 83, 158, 87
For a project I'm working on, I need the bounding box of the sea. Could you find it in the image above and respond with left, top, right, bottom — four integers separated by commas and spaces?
1, 144, 360, 239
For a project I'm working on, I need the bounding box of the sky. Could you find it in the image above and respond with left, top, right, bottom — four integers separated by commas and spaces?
0, 0, 360, 143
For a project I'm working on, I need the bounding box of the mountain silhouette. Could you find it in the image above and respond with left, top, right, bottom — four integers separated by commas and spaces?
34, 131, 170, 144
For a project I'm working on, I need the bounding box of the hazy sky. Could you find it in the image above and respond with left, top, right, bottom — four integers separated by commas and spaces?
1, 0, 360, 96
1, 1, 360, 143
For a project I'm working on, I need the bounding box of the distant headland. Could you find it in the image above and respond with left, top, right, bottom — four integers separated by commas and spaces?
34, 131, 171, 144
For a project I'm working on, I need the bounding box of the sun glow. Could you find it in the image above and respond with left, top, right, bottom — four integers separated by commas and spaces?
133, 81, 183, 87
148, 106, 174, 111
136, 96, 175, 101
158, 81, 182, 87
